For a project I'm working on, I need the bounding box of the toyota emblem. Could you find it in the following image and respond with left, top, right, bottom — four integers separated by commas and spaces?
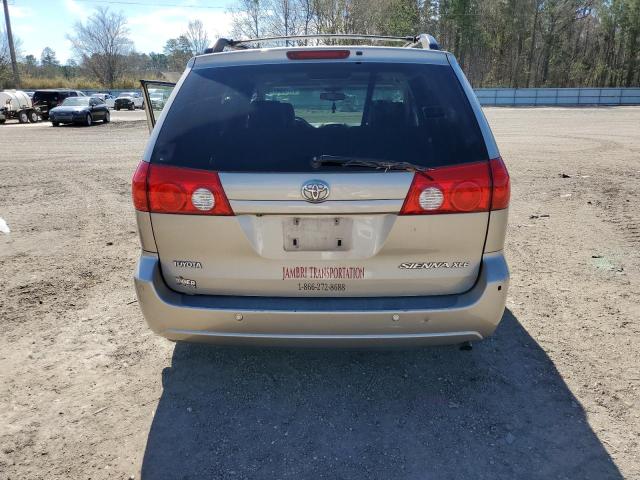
301, 180, 330, 203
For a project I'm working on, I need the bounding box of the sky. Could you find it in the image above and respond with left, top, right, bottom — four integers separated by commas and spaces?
2, 0, 236, 63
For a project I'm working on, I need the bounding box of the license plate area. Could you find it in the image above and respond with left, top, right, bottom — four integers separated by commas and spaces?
283, 217, 352, 252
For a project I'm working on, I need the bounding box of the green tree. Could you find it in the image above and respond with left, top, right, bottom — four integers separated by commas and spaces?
163, 36, 192, 71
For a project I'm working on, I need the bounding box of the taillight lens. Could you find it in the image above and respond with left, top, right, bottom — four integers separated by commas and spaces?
287, 50, 350, 60
131, 161, 150, 211
399, 158, 509, 215
489, 157, 510, 210
131, 162, 234, 215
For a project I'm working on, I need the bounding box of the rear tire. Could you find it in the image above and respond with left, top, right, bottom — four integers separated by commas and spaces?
103, 111, 110, 123
115, 106, 120, 111
28, 110, 39, 123
52, 122, 60, 127
18, 111, 29, 123
85, 114, 92, 126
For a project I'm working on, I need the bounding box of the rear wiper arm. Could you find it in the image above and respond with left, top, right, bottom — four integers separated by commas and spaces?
312, 155, 433, 176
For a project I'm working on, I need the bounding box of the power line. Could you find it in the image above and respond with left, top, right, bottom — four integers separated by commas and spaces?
73, 0, 228, 9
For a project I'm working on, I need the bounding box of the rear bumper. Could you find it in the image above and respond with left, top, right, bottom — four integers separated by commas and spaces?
134, 252, 509, 347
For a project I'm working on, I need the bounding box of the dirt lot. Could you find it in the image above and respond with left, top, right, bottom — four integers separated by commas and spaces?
0, 108, 638, 479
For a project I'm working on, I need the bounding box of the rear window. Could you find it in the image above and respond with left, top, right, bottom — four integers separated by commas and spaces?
63, 97, 90, 106
151, 62, 487, 172
33, 91, 62, 103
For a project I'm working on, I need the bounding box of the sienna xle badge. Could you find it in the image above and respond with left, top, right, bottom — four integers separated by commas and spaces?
133, 33, 510, 347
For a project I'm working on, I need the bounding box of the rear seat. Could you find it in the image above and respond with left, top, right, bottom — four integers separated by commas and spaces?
248, 100, 295, 128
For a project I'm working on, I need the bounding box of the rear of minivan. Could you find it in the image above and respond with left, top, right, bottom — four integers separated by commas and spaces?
133, 45, 509, 347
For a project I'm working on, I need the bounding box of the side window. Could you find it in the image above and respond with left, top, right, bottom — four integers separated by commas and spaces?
264, 85, 366, 126
372, 86, 404, 102
68, 91, 77, 97
140, 80, 176, 131
367, 74, 414, 127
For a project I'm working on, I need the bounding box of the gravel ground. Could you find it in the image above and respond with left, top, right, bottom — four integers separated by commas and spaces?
0, 108, 638, 479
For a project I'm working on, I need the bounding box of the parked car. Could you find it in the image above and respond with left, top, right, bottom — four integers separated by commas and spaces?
0, 90, 40, 123
133, 33, 510, 348
91, 93, 115, 109
149, 91, 168, 110
32, 89, 85, 120
49, 96, 110, 126
114, 92, 144, 110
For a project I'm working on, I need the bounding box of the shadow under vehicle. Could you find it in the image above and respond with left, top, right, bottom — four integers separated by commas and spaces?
140, 309, 622, 480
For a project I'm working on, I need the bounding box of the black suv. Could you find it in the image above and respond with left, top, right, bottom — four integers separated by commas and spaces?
32, 89, 85, 120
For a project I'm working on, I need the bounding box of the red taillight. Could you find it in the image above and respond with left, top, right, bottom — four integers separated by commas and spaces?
132, 161, 150, 211
131, 162, 234, 216
489, 157, 510, 210
399, 158, 509, 215
286, 50, 350, 60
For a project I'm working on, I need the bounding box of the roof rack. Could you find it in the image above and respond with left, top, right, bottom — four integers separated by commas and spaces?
203, 33, 440, 54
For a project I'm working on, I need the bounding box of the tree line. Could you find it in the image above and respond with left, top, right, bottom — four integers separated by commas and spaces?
2, 2, 639, 89
0, 7, 209, 89
229, 0, 640, 87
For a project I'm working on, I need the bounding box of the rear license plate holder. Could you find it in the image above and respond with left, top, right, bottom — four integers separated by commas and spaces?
283, 217, 352, 251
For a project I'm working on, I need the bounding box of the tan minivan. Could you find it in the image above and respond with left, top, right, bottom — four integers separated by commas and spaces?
133, 34, 510, 347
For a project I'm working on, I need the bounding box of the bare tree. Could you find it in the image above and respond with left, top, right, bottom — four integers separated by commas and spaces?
184, 20, 210, 55
295, 0, 316, 37
67, 7, 133, 88
0, 27, 22, 87
231, 0, 266, 38
0, 28, 10, 72
267, 0, 299, 38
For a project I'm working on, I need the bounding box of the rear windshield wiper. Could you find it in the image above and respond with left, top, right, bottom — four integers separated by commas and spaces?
312, 155, 433, 175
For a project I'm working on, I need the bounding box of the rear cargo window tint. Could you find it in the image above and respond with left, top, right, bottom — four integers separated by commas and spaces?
151, 62, 487, 172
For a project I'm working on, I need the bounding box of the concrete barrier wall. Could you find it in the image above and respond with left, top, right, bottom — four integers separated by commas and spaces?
475, 88, 640, 106
82, 87, 640, 107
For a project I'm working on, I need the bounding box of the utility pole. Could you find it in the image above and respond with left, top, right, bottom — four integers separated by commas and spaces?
2, 0, 20, 87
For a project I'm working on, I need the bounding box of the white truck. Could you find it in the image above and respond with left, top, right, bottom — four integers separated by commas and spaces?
113, 91, 144, 110
90, 93, 116, 109
0, 90, 41, 124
